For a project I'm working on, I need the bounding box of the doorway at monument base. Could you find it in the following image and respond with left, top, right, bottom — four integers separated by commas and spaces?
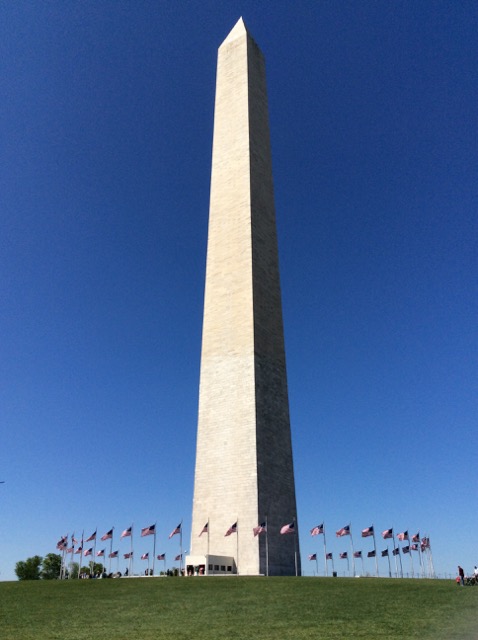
185, 554, 238, 576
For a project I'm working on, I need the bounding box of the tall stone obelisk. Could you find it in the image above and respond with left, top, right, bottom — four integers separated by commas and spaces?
190, 18, 300, 576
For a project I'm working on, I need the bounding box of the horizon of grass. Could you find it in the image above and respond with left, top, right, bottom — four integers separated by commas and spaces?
1, 576, 477, 640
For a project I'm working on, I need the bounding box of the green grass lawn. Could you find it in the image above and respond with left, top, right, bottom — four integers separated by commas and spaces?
1, 577, 476, 640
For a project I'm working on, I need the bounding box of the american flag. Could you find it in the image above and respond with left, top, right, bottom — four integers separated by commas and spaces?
96, 549, 105, 557
109, 551, 119, 558
86, 530, 97, 542
101, 528, 114, 541
339, 552, 348, 559
74, 546, 83, 554
225, 522, 237, 536
354, 551, 362, 558
124, 552, 133, 559
72, 535, 79, 545
310, 524, 324, 536
84, 548, 93, 556
326, 552, 333, 560
361, 526, 374, 537
397, 531, 408, 541
382, 528, 393, 539
121, 526, 132, 538
421, 537, 430, 549
169, 524, 181, 539
336, 525, 350, 537
141, 553, 149, 560
308, 553, 317, 561
381, 549, 389, 557
56, 535, 68, 550
175, 554, 182, 561
402, 546, 410, 554
392, 548, 400, 556
280, 521, 295, 535
199, 522, 208, 536
66, 547, 74, 554
253, 522, 267, 536
411, 532, 420, 543
367, 550, 376, 558
141, 524, 155, 537
157, 553, 166, 561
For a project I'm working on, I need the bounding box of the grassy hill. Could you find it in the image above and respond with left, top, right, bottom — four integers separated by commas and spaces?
1, 576, 476, 639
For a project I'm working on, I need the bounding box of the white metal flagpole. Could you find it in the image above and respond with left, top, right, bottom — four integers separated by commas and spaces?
323, 523, 328, 577
349, 523, 356, 577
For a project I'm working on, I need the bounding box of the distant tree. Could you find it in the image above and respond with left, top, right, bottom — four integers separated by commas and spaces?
15, 555, 42, 580
41, 553, 62, 580
68, 561, 80, 579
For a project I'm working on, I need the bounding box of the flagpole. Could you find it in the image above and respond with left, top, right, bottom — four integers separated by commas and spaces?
130, 524, 133, 577
109, 530, 114, 574
372, 526, 378, 577
207, 518, 210, 568
294, 518, 298, 577
392, 532, 398, 577
152, 524, 157, 576
349, 523, 355, 577
323, 523, 328, 577
387, 548, 391, 578
236, 517, 239, 576
265, 515, 269, 577
78, 531, 83, 579
179, 520, 183, 577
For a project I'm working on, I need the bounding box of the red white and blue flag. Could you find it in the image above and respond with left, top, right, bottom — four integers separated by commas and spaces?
101, 529, 114, 541
124, 552, 133, 559
280, 521, 295, 535
361, 526, 374, 537
253, 522, 267, 536
86, 530, 96, 542
381, 549, 389, 557
169, 524, 181, 539
411, 532, 420, 543
84, 548, 93, 556
141, 524, 155, 537
354, 551, 362, 558
121, 527, 132, 539
308, 553, 317, 561
367, 550, 376, 558
96, 549, 105, 557
141, 553, 149, 560
326, 552, 333, 560
397, 531, 408, 541
109, 551, 119, 558
157, 553, 166, 561
310, 524, 324, 536
336, 525, 350, 537
402, 546, 410, 554
382, 528, 393, 539
199, 522, 208, 537
175, 554, 182, 561
225, 522, 237, 536
340, 552, 348, 559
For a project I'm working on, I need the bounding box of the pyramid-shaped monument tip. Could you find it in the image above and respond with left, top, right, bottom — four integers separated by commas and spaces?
222, 17, 248, 45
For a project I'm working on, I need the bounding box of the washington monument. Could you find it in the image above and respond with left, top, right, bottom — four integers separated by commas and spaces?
189, 18, 300, 576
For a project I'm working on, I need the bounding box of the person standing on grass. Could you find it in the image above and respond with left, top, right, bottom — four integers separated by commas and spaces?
458, 565, 465, 585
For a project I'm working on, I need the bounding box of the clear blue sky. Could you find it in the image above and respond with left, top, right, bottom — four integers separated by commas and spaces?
1, 1, 476, 581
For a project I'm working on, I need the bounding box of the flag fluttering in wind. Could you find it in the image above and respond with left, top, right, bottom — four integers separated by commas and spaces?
101, 529, 114, 541
336, 525, 350, 537
361, 526, 374, 537
199, 522, 208, 536
381, 549, 389, 557
84, 548, 93, 556
253, 522, 267, 536
169, 524, 181, 539
354, 551, 362, 558
175, 554, 182, 561
109, 551, 118, 558
310, 524, 324, 536
340, 552, 348, 559
225, 522, 237, 537
402, 546, 410, 554
74, 546, 83, 555
121, 526, 132, 538
308, 553, 317, 561
367, 550, 376, 558
326, 552, 333, 560
141, 553, 149, 560
392, 548, 400, 556
96, 549, 105, 557
86, 530, 97, 542
397, 531, 408, 541
412, 532, 420, 543
382, 528, 393, 539
280, 521, 295, 535
157, 553, 166, 561
141, 524, 155, 537
56, 535, 68, 550
124, 552, 133, 559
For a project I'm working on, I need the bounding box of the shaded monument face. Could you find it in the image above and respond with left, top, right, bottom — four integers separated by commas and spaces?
189, 18, 300, 576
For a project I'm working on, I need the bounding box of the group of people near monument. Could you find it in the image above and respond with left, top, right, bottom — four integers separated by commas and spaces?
456, 565, 478, 585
